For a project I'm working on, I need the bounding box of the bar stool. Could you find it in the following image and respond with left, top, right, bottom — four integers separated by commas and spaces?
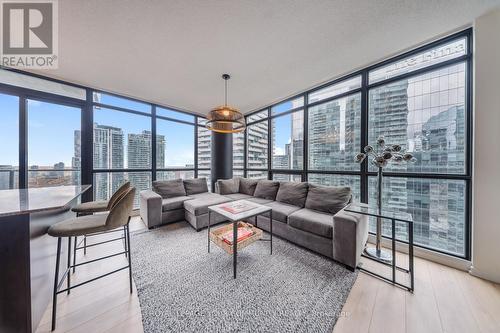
48, 187, 136, 331
71, 181, 130, 271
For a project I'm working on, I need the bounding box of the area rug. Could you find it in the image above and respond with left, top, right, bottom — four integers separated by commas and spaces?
130, 222, 357, 333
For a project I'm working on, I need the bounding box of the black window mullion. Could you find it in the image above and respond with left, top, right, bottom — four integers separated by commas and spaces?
303, 93, 308, 183
151, 105, 157, 181
81, 89, 94, 202
267, 116, 272, 180
194, 116, 199, 178
18, 95, 27, 189
360, 70, 369, 204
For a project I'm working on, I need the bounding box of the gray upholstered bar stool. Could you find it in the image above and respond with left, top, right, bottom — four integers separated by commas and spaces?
71, 181, 130, 271
48, 187, 136, 331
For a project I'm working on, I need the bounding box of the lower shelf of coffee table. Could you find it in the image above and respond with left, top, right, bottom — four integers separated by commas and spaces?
209, 221, 263, 255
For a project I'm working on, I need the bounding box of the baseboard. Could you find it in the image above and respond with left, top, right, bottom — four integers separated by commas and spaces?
367, 234, 472, 272
469, 266, 500, 284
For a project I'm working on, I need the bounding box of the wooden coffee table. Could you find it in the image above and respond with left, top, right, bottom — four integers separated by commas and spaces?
207, 200, 273, 279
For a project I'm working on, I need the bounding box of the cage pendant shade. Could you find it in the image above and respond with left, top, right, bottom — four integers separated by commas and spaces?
206, 74, 246, 133
206, 106, 245, 133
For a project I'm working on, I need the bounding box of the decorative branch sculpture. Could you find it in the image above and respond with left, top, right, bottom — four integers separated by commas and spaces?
354, 135, 416, 262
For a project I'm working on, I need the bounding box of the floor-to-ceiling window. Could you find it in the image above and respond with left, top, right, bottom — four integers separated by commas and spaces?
196, 117, 212, 189
0, 68, 208, 209
28, 99, 81, 187
92, 93, 152, 206
0, 69, 87, 190
0, 93, 19, 190
156, 108, 195, 181
246, 110, 269, 180
243, 29, 472, 259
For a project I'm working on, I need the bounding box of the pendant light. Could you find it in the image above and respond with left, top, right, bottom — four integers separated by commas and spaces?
206, 74, 246, 133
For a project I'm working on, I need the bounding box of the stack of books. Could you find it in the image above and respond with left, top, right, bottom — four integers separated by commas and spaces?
221, 226, 255, 245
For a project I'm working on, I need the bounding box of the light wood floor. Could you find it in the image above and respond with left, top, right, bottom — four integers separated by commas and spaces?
37, 217, 500, 333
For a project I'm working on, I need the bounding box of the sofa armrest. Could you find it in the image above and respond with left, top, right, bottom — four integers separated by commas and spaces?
139, 190, 162, 229
332, 209, 369, 269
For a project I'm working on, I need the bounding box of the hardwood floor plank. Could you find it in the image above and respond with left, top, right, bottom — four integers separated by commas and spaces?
333, 273, 380, 333
428, 261, 481, 333
453, 269, 500, 333
34, 217, 500, 333
405, 258, 443, 333
368, 278, 406, 333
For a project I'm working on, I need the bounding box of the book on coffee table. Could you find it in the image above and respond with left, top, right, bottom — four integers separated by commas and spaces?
219, 201, 257, 214
220, 226, 255, 245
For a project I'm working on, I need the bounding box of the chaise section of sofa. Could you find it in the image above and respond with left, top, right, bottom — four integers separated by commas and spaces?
140, 178, 193, 229
140, 177, 234, 230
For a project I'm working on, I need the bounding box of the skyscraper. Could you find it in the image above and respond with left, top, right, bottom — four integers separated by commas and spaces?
127, 131, 153, 203
92, 124, 124, 201
197, 126, 211, 169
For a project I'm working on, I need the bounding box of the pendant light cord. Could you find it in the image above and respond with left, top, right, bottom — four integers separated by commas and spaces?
224, 79, 228, 106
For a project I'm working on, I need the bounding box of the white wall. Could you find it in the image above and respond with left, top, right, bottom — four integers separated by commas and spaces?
471, 8, 500, 283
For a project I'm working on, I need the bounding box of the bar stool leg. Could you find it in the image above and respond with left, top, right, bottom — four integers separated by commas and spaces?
73, 236, 77, 273
51, 237, 62, 331
67, 237, 71, 295
126, 220, 133, 294
84, 236, 87, 255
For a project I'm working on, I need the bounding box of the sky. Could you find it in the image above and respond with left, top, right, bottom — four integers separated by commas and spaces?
0, 93, 295, 169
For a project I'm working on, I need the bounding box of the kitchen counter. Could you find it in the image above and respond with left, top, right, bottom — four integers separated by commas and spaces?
0, 185, 91, 217
0, 185, 91, 333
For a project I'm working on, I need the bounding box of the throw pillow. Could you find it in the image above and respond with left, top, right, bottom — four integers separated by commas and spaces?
253, 180, 280, 200
305, 184, 351, 215
239, 178, 259, 195
275, 181, 308, 207
183, 178, 209, 195
217, 178, 240, 194
152, 179, 186, 198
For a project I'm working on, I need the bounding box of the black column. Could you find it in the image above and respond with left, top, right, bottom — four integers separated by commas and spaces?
81, 89, 94, 202
211, 132, 233, 192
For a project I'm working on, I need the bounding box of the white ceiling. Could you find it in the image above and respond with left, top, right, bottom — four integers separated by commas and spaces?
31, 0, 500, 115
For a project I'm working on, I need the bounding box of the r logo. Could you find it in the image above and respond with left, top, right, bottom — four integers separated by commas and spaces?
2, 2, 53, 54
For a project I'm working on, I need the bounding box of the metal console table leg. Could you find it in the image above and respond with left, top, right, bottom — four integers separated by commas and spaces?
358, 217, 414, 292
233, 220, 238, 279
207, 211, 211, 253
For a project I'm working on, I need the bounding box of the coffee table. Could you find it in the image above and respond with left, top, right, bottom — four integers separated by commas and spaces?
207, 200, 273, 279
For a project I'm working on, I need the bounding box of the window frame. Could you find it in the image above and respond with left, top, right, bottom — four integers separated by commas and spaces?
0, 69, 209, 207
243, 28, 472, 259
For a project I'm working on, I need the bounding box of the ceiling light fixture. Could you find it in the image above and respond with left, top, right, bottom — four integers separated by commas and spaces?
206, 74, 246, 133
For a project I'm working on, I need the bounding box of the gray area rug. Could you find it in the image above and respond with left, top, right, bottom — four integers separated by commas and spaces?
131, 222, 357, 333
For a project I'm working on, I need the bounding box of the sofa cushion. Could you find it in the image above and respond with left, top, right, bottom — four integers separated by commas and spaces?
153, 179, 186, 198
224, 193, 253, 201
305, 184, 351, 215
183, 193, 231, 216
239, 178, 258, 196
217, 178, 240, 194
161, 196, 192, 212
275, 182, 309, 208
183, 178, 209, 195
246, 197, 273, 205
288, 208, 334, 238
264, 201, 301, 223
253, 180, 280, 200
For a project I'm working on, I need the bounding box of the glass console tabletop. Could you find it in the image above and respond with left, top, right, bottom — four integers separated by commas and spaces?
345, 203, 413, 224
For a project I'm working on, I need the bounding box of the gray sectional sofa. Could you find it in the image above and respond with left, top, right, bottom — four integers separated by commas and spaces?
139, 177, 368, 269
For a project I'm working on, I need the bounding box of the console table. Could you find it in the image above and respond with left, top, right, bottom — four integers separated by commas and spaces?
345, 203, 414, 292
